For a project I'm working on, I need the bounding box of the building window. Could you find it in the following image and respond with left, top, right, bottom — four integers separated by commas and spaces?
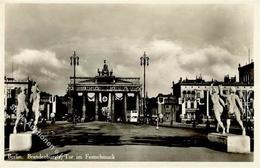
196, 92, 200, 98
187, 113, 191, 119
187, 100, 191, 109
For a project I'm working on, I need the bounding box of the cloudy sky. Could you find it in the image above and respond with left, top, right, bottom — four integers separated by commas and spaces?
5, 4, 254, 96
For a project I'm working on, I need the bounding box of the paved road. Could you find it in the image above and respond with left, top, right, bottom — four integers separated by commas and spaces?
5, 121, 253, 161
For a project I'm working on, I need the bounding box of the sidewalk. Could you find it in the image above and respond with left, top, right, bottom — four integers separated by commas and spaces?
157, 121, 254, 139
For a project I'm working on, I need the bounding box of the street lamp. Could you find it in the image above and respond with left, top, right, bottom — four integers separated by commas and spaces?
140, 51, 149, 124
70, 51, 79, 124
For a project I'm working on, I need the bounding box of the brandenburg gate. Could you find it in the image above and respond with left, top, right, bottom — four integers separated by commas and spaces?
67, 60, 141, 122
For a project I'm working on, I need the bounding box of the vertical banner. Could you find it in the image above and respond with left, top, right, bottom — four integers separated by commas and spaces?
115, 93, 123, 101
87, 93, 95, 102
100, 92, 109, 117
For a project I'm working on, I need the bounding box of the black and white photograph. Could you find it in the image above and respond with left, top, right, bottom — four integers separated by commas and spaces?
1, 0, 259, 167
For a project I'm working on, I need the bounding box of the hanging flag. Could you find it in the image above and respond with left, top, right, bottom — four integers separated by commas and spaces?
101, 93, 111, 117
102, 96, 108, 102
115, 93, 123, 101
99, 92, 109, 107
127, 93, 135, 97
87, 93, 95, 102
107, 93, 111, 114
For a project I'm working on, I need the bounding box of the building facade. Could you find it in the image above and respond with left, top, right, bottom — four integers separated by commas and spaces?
67, 60, 142, 122
4, 77, 33, 119
172, 74, 254, 123
238, 62, 254, 84
39, 92, 53, 121
156, 93, 178, 124
4, 77, 53, 122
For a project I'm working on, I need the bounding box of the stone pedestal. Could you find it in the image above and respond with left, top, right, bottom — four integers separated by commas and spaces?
208, 133, 250, 153
9, 133, 33, 152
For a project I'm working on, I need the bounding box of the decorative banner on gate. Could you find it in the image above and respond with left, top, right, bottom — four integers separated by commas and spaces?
127, 93, 135, 97
99, 93, 109, 106
102, 96, 108, 102
99, 93, 102, 103
101, 93, 111, 117
87, 93, 95, 102
115, 93, 123, 101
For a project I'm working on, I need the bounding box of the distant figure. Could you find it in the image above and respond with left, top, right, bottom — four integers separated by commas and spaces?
50, 112, 55, 124
220, 85, 245, 135
30, 84, 40, 132
13, 87, 29, 134
210, 84, 225, 134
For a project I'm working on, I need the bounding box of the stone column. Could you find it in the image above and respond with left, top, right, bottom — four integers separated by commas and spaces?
206, 90, 209, 117
95, 93, 99, 121
47, 104, 50, 120
82, 93, 86, 121
194, 100, 197, 109
170, 105, 174, 126
181, 98, 185, 122
111, 93, 115, 122
182, 99, 185, 115
158, 103, 162, 114
4, 87, 7, 112
123, 93, 127, 122
52, 96, 56, 114
136, 93, 139, 113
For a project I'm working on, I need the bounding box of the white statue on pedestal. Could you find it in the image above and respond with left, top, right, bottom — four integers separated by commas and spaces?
210, 84, 226, 134
220, 85, 245, 135
13, 87, 29, 134
30, 84, 40, 132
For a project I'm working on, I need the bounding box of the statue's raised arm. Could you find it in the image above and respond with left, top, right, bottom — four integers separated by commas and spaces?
210, 83, 213, 96
219, 84, 227, 98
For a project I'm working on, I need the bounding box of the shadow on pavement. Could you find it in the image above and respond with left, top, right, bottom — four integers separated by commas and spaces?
47, 130, 209, 149
130, 135, 208, 147
49, 132, 122, 147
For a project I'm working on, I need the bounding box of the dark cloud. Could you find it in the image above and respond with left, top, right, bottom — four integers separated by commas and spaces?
5, 4, 254, 96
